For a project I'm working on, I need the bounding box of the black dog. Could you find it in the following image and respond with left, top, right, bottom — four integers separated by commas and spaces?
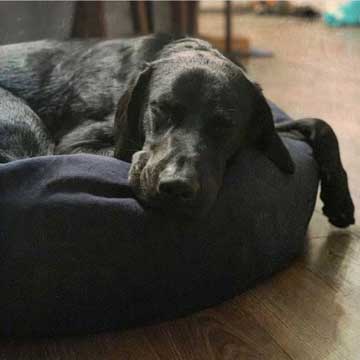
0, 33, 354, 226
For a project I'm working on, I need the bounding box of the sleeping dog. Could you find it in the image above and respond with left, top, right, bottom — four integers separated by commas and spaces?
0, 33, 355, 226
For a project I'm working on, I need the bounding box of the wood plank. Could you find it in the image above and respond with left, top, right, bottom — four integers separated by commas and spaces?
141, 308, 292, 360
0, 329, 160, 360
236, 262, 360, 360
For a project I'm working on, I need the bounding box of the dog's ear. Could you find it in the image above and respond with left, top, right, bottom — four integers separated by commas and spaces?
114, 65, 152, 161
251, 86, 295, 174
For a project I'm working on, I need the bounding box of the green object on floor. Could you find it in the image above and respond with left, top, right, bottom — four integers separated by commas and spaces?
324, 0, 360, 27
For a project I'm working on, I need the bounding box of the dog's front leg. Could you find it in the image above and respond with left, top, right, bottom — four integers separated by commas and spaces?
54, 120, 115, 157
276, 118, 355, 228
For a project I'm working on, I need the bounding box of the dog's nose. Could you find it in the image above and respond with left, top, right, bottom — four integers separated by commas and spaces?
158, 178, 199, 202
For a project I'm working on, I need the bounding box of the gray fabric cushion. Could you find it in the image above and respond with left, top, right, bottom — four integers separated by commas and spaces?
0, 103, 319, 337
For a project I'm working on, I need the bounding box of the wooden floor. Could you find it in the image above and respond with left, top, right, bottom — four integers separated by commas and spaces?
1, 14, 360, 360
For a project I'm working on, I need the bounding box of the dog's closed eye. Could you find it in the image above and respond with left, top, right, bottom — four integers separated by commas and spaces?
151, 100, 184, 114
150, 101, 185, 131
150, 108, 171, 133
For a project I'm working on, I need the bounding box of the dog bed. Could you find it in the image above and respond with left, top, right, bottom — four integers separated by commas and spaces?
0, 102, 319, 337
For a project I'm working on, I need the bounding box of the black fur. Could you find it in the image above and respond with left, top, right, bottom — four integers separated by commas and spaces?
0, 34, 354, 226
0, 87, 51, 162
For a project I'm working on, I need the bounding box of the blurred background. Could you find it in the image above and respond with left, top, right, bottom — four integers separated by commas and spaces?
0, 0, 359, 218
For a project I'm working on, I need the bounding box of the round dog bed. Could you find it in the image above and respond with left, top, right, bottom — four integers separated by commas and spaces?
0, 103, 319, 337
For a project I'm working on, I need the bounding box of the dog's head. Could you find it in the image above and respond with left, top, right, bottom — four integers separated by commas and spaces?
114, 42, 294, 217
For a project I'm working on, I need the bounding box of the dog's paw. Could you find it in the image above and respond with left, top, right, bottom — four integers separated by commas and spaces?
322, 201, 355, 228
320, 169, 355, 228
